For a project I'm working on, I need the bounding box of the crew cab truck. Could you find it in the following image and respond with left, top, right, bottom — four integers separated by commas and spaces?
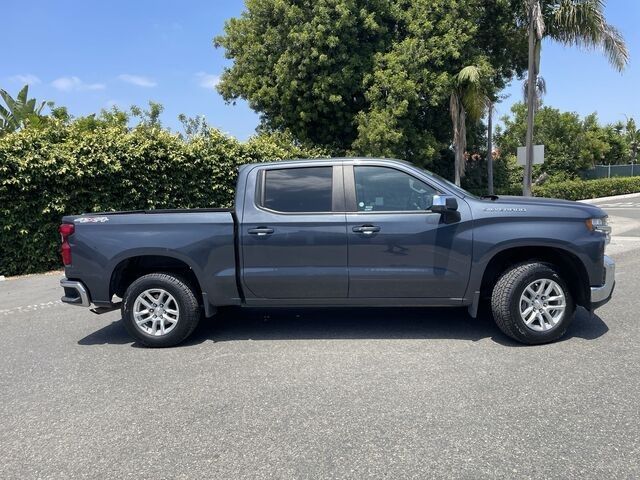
59, 158, 615, 347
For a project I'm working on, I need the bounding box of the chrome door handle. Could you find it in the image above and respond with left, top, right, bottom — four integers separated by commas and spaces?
248, 227, 274, 236
352, 225, 381, 235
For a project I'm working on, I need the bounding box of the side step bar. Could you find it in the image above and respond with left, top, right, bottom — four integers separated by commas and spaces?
90, 304, 121, 315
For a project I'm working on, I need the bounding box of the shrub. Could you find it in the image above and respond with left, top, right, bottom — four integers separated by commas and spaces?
533, 177, 640, 201
0, 121, 325, 276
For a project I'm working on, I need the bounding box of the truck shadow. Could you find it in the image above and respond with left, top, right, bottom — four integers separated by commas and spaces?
78, 306, 608, 347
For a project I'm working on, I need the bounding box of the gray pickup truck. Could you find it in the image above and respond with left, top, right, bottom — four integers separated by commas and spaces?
60, 158, 614, 347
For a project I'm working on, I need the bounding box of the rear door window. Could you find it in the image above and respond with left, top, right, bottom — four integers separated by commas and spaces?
262, 167, 333, 213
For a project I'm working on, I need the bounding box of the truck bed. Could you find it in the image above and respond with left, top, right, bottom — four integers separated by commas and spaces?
62, 209, 240, 308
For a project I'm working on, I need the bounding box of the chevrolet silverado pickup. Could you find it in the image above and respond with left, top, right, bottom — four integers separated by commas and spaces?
59, 158, 615, 347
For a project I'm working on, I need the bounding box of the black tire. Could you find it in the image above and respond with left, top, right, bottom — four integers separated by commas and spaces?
490, 262, 575, 345
122, 273, 201, 347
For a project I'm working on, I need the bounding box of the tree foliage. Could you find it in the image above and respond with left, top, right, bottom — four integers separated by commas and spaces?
215, 0, 527, 168
496, 103, 638, 180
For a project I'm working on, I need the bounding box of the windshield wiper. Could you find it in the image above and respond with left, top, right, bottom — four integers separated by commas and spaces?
481, 194, 499, 201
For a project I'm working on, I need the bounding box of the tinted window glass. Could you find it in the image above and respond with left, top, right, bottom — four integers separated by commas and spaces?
354, 166, 438, 211
263, 167, 333, 212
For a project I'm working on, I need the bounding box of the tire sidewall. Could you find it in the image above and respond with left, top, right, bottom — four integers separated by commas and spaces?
122, 274, 198, 347
508, 266, 574, 343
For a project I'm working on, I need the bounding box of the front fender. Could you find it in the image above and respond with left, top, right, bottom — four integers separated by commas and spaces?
464, 217, 604, 304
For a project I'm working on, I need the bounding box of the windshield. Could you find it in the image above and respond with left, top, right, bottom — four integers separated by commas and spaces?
415, 166, 479, 199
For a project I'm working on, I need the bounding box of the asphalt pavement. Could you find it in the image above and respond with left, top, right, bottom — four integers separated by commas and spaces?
1, 196, 639, 479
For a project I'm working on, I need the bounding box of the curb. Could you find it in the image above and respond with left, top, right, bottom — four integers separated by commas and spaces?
579, 192, 640, 204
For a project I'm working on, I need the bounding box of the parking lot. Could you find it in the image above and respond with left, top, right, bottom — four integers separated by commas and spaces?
1, 197, 639, 479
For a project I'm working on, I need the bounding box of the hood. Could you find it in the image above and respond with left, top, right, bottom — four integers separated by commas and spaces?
477, 195, 606, 218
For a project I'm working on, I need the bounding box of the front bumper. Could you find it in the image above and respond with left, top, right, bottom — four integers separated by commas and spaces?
60, 278, 91, 307
590, 255, 615, 309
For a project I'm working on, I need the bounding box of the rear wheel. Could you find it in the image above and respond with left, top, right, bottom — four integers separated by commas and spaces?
122, 273, 201, 347
491, 262, 575, 345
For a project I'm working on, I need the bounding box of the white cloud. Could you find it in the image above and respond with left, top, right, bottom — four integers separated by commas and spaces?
117, 74, 157, 87
196, 72, 220, 90
9, 74, 41, 85
51, 76, 105, 92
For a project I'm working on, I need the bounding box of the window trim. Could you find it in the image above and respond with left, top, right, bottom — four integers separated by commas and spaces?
254, 165, 345, 215
344, 164, 442, 214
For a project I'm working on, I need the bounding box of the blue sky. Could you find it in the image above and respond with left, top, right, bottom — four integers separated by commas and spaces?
3, 0, 639, 140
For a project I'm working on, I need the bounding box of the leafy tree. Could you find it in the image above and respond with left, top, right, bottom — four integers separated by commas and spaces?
521, 0, 628, 195
0, 85, 47, 135
178, 114, 211, 139
215, 0, 527, 172
130, 101, 164, 128
495, 103, 633, 181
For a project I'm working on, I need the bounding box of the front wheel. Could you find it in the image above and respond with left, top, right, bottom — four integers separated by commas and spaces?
491, 262, 575, 345
122, 273, 201, 347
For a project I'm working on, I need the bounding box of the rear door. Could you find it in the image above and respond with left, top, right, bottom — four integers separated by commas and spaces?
240, 163, 348, 299
344, 163, 472, 298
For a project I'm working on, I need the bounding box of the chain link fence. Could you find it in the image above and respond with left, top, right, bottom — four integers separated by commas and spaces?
582, 164, 640, 179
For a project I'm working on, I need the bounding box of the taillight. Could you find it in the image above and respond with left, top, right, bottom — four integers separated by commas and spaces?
59, 223, 75, 266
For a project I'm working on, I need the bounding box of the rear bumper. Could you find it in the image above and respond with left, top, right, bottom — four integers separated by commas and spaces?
590, 255, 615, 309
60, 278, 91, 307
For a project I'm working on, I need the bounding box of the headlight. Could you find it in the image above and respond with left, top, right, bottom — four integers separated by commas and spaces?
586, 217, 611, 244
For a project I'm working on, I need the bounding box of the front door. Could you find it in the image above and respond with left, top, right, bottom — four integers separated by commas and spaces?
345, 164, 472, 298
241, 164, 348, 299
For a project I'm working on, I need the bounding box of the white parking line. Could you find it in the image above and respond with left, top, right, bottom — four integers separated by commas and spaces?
0, 301, 65, 316
598, 203, 640, 208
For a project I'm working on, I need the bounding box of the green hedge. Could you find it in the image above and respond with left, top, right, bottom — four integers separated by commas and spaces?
0, 122, 324, 276
472, 177, 640, 199
533, 177, 640, 201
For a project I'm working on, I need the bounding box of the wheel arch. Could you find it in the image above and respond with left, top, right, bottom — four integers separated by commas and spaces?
478, 245, 591, 310
109, 253, 204, 307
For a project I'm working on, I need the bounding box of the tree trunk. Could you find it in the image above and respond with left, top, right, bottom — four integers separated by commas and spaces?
453, 101, 465, 187
523, 15, 537, 197
454, 106, 466, 187
486, 103, 494, 195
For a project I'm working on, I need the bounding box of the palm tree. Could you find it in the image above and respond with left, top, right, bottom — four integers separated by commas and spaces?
523, 75, 547, 110
0, 85, 46, 135
450, 66, 487, 186
522, 0, 629, 196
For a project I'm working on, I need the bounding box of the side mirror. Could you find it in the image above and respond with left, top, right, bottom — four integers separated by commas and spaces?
430, 195, 458, 213
430, 195, 460, 223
